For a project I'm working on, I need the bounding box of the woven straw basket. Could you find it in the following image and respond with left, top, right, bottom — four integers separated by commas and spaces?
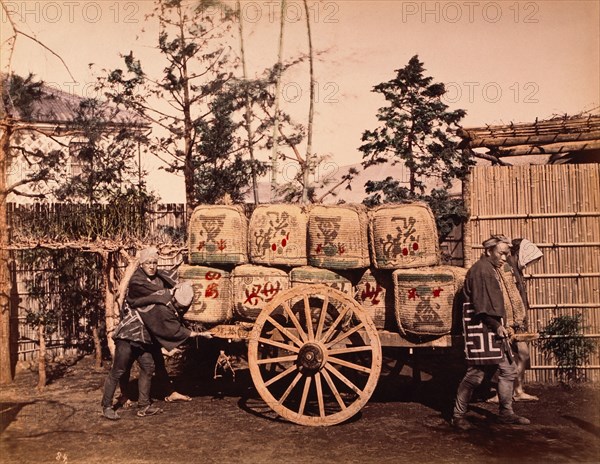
308, 205, 370, 270
188, 205, 248, 266
249, 204, 308, 267
289, 266, 353, 295
393, 266, 467, 336
354, 269, 397, 331
231, 264, 290, 320
178, 264, 232, 324
369, 203, 439, 269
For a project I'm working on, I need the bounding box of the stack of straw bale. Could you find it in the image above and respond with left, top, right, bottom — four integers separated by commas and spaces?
231, 264, 290, 320
248, 204, 308, 266
354, 269, 396, 331
178, 264, 232, 323
393, 266, 467, 336
290, 266, 352, 295
369, 203, 439, 269
188, 205, 248, 265
307, 204, 370, 270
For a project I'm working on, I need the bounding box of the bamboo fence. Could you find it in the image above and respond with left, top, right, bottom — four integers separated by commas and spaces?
465, 164, 600, 382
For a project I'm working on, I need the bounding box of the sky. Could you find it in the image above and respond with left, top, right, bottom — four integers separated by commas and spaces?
2, 0, 599, 202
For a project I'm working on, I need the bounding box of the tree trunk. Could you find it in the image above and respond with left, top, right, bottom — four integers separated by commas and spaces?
238, 0, 259, 205
92, 325, 102, 369
104, 250, 136, 358
0, 122, 14, 384
102, 251, 118, 358
270, 0, 287, 197
302, 0, 315, 205
37, 323, 47, 391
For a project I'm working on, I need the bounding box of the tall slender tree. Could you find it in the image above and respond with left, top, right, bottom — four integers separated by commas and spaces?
100, 0, 270, 209
359, 55, 473, 238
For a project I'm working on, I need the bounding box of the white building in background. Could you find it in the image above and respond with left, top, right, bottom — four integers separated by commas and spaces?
1, 78, 149, 203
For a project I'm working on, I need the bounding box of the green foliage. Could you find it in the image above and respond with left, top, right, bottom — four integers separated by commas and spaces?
538, 315, 597, 384
100, 0, 303, 207
359, 55, 473, 239
192, 91, 267, 204
1, 73, 67, 198
2, 73, 44, 120
22, 249, 103, 352
53, 98, 151, 204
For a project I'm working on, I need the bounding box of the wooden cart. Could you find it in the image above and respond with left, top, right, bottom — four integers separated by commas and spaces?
207, 283, 457, 427
184, 203, 467, 426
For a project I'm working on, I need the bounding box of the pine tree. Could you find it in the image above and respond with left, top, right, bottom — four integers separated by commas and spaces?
359, 55, 473, 239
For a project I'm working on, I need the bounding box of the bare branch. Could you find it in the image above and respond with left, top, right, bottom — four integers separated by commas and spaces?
1, 0, 75, 80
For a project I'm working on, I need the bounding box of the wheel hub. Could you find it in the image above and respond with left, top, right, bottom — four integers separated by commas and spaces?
297, 343, 326, 372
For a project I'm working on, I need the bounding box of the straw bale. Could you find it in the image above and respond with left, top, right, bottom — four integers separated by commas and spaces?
290, 266, 352, 295
308, 204, 370, 270
369, 203, 439, 269
249, 204, 307, 266
178, 264, 232, 324
354, 269, 397, 331
393, 266, 467, 336
231, 264, 290, 320
188, 205, 248, 265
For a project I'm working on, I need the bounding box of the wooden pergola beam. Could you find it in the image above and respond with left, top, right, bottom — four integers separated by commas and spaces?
458, 115, 600, 140
496, 140, 600, 156
465, 130, 600, 149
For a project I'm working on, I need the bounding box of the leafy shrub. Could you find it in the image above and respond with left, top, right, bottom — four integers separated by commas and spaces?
538, 315, 596, 384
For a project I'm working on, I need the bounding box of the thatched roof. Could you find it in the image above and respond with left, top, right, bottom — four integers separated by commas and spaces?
458, 113, 600, 163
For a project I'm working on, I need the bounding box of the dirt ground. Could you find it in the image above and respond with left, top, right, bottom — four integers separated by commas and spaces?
1, 343, 599, 464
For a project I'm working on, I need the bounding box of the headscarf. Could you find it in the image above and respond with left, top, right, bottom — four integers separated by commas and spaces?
174, 281, 194, 307
482, 234, 511, 250
138, 247, 159, 264
517, 239, 543, 268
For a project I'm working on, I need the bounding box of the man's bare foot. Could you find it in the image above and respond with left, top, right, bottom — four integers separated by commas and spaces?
165, 391, 192, 402
514, 392, 539, 401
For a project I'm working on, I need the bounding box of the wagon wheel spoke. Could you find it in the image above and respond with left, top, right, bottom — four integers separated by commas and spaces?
315, 295, 329, 340
248, 285, 382, 426
279, 372, 304, 404
315, 372, 325, 417
256, 354, 298, 365
328, 345, 373, 356
327, 356, 372, 374
324, 363, 362, 396
325, 322, 365, 348
298, 376, 312, 416
304, 295, 315, 341
321, 368, 346, 411
258, 337, 300, 353
264, 364, 297, 388
320, 306, 350, 344
266, 315, 304, 348
282, 301, 309, 343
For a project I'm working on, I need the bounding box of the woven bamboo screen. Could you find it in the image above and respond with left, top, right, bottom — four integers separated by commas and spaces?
465, 164, 600, 382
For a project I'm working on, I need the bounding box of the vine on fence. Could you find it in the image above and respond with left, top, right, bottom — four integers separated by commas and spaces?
9, 201, 187, 387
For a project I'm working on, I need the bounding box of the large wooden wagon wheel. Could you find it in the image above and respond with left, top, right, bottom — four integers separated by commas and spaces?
248, 284, 382, 426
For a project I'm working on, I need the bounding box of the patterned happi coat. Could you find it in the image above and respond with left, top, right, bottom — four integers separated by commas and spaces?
462, 255, 507, 365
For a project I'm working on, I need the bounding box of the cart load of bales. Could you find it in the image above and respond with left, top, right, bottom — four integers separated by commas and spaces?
183, 202, 465, 337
